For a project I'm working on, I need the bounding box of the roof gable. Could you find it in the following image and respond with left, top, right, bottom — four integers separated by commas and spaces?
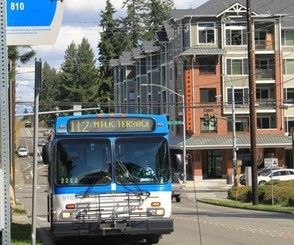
216, 2, 257, 18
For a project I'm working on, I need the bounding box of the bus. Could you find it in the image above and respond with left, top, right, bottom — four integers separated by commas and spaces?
46, 113, 174, 244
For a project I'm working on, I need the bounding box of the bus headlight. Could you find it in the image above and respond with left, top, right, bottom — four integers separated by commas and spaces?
61, 211, 72, 219
147, 208, 165, 216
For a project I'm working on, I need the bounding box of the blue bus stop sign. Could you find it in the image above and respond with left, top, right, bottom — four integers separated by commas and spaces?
6, 0, 64, 45
7, 0, 57, 27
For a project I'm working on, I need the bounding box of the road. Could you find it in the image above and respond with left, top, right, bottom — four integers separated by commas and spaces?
15, 127, 294, 245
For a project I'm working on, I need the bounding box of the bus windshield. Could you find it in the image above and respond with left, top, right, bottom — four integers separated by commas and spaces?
115, 137, 170, 184
55, 138, 111, 185
54, 137, 170, 186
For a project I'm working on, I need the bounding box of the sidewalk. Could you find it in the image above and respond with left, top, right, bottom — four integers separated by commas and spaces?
181, 179, 233, 200
183, 179, 233, 190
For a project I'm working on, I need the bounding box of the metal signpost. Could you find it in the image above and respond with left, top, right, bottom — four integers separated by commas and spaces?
1, 1, 12, 244
0, 1, 64, 244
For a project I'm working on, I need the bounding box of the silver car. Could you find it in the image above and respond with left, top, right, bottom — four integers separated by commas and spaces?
172, 178, 182, 202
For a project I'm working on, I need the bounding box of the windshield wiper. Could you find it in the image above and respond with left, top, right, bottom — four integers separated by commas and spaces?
78, 162, 111, 199
116, 160, 149, 197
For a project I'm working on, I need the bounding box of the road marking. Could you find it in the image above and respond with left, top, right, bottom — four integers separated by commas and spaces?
173, 215, 294, 241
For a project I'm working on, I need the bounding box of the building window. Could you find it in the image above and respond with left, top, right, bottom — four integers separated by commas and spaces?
227, 88, 249, 105
200, 88, 216, 103
257, 116, 270, 129
256, 59, 270, 70
255, 30, 267, 48
284, 87, 294, 102
256, 88, 270, 102
226, 59, 248, 75
283, 59, 294, 75
225, 23, 247, 46
255, 58, 275, 80
199, 57, 216, 74
282, 30, 294, 46
200, 118, 217, 133
227, 117, 249, 132
198, 23, 215, 44
285, 117, 294, 135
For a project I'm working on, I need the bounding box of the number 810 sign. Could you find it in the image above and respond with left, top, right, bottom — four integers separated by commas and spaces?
6, 0, 64, 45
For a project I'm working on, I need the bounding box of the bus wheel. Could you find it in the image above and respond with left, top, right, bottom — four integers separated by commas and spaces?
54, 237, 64, 245
145, 234, 161, 244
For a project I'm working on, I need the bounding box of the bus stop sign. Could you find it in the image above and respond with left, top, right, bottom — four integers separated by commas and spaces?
6, 0, 64, 45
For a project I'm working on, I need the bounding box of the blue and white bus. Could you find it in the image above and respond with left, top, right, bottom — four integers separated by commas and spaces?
46, 113, 174, 244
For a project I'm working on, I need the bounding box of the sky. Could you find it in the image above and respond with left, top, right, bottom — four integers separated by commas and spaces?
15, 0, 208, 110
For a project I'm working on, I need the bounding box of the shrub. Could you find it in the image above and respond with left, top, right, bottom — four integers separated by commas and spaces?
228, 186, 252, 202
261, 186, 294, 206
228, 181, 294, 206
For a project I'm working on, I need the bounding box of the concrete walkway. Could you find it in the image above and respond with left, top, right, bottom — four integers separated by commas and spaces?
182, 179, 233, 200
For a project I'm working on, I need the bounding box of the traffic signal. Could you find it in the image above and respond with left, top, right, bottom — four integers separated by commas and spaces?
211, 114, 217, 127
204, 113, 210, 126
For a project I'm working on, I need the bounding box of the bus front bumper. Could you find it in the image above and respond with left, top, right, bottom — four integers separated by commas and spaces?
52, 218, 174, 237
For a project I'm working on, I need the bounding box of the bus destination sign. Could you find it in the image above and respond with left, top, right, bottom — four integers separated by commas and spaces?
68, 117, 155, 133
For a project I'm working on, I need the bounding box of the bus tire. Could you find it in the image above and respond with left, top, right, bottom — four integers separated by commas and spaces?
146, 234, 161, 244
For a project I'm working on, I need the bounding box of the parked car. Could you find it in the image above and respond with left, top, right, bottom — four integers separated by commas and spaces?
17, 147, 28, 157
172, 178, 182, 202
25, 121, 32, 128
43, 129, 51, 137
239, 167, 281, 185
38, 139, 46, 146
257, 168, 294, 185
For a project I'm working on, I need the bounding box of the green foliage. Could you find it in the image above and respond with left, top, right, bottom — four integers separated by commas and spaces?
11, 222, 42, 245
228, 180, 294, 206
143, 0, 174, 41
39, 62, 61, 127
228, 186, 252, 202
59, 38, 100, 104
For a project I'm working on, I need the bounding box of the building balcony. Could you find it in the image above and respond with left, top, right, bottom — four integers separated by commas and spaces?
255, 40, 274, 51
256, 68, 275, 80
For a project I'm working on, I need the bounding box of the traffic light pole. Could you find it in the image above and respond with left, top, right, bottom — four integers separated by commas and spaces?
142, 83, 187, 183
223, 75, 237, 185
231, 81, 237, 186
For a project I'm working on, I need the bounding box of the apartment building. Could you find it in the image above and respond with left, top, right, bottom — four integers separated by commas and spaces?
110, 0, 294, 181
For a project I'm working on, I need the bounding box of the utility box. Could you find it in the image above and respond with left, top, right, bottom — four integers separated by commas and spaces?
245, 166, 252, 186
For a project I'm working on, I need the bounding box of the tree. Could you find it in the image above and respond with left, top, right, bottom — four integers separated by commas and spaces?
121, 0, 174, 46
8, 46, 36, 186
59, 38, 100, 106
121, 0, 146, 48
98, 0, 120, 109
39, 62, 61, 127
143, 0, 174, 41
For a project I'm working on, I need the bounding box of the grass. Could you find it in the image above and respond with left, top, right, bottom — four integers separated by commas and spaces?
200, 198, 294, 213
9, 205, 42, 245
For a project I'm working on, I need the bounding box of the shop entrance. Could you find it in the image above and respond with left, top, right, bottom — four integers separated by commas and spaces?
207, 150, 222, 178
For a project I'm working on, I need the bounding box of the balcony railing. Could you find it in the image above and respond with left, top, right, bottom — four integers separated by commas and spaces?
255, 40, 274, 50
255, 68, 275, 80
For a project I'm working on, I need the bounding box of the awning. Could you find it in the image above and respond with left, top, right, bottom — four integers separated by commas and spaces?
170, 135, 292, 150
175, 47, 227, 58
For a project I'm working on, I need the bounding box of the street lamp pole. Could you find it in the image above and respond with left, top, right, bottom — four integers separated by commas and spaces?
224, 75, 237, 185
141, 84, 186, 183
